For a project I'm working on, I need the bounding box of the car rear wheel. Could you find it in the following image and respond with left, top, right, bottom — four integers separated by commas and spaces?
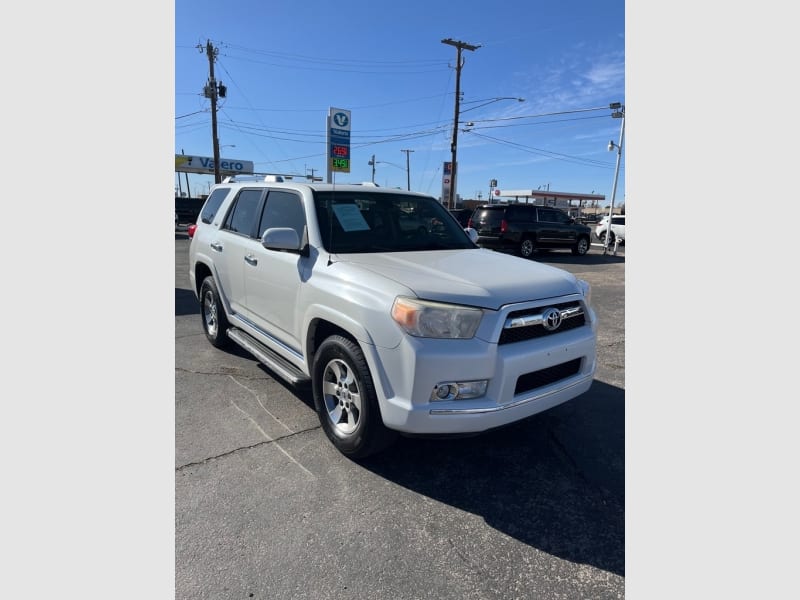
200, 276, 231, 348
572, 236, 590, 256
519, 237, 535, 258
312, 335, 397, 459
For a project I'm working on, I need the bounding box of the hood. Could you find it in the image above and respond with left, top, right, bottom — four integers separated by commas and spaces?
336, 248, 581, 310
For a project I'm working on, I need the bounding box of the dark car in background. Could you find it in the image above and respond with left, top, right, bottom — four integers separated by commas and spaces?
469, 204, 592, 258
175, 196, 205, 225
448, 208, 474, 228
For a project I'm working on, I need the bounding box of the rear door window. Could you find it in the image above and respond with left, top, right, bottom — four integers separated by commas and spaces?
223, 189, 264, 237
538, 208, 570, 224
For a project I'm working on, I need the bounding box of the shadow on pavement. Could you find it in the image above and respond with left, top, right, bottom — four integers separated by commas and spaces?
357, 379, 625, 575
534, 251, 625, 266
176, 288, 200, 317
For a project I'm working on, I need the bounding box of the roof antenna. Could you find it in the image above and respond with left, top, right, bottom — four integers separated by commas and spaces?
327, 173, 336, 266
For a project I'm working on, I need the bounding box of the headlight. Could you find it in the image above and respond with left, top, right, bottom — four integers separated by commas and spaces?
391, 296, 483, 338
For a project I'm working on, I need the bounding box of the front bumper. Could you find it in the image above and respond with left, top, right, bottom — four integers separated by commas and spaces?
368, 300, 597, 434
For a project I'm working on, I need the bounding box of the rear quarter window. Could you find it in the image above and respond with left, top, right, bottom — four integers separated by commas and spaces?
200, 188, 232, 224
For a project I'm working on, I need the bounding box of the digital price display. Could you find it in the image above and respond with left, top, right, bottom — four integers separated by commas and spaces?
332, 145, 349, 158
331, 158, 350, 170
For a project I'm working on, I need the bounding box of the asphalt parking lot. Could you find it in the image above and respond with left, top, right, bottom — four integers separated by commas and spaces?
175, 230, 625, 599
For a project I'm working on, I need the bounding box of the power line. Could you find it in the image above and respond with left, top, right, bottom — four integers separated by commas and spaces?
461, 105, 612, 125
467, 130, 619, 170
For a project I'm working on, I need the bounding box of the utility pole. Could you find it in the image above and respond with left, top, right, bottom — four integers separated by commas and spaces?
201, 40, 226, 184
369, 154, 376, 183
442, 38, 480, 209
400, 149, 414, 191
181, 149, 190, 197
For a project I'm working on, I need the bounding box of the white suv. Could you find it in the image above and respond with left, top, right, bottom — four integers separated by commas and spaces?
595, 215, 625, 245
188, 178, 597, 458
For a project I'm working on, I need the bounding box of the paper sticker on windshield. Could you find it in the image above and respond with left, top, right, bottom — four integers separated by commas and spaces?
332, 204, 370, 231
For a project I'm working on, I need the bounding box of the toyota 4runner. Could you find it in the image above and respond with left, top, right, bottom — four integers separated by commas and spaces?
188, 178, 597, 458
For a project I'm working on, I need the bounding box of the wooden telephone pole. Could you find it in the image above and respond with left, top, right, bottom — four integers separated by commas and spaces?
201, 40, 226, 184
441, 38, 480, 209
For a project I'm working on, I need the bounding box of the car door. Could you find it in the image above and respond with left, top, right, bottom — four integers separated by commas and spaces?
534, 207, 560, 247
214, 188, 265, 317
245, 189, 309, 350
537, 207, 575, 247
612, 216, 625, 239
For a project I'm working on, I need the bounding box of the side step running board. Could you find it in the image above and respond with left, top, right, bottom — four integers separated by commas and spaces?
227, 328, 310, 385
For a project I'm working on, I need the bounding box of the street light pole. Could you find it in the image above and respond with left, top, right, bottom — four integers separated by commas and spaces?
460, 96, 525, 115
442, 38, 480, 209
603, 103, 625, 255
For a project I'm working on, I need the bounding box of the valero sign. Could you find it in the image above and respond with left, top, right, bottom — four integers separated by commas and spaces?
175, 154, 254, 175
327, 107, 351, 177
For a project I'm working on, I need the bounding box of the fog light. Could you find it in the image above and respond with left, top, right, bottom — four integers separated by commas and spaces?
430, 380, 488, 401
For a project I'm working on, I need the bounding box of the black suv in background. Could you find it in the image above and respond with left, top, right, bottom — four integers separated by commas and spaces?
469, 204, 592, 257
448, 208, 474, 227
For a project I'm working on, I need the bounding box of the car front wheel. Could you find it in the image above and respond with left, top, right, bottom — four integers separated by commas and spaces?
312, 335, 397, 459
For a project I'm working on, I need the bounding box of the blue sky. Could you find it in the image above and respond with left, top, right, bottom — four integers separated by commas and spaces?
176, 0, 625, 206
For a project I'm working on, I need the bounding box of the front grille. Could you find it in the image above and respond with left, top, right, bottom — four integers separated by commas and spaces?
514, 358, 582, 395
499, 301, 585, 345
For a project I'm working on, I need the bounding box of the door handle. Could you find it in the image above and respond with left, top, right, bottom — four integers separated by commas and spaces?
244, 254, 258, 266
210, 242, 223, 252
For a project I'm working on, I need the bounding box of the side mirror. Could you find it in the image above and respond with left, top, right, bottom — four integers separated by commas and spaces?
262, 227, 301, 251
464, 227, 479, 244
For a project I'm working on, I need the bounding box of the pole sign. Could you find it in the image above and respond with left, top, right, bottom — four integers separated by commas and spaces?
327, 108, 351, 181
174, 155, 254, 175
441, 161, 454, 205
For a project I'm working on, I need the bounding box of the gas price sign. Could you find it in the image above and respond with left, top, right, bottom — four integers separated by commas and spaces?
331, 144, 349, 158
328, 107, 351, 174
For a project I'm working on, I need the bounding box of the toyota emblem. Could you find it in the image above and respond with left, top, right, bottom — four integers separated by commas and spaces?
542, 307, 562, 331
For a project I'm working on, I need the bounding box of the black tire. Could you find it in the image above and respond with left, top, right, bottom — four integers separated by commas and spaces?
199, 276, 231, 348
312, 335, 397, 459
608, 231, 616, 245
597, 231, 607, 243
519, 237, 535, 258
572, 236, 590, 256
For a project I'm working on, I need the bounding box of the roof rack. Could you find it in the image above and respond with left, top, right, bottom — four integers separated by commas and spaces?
221, 174, 286, 183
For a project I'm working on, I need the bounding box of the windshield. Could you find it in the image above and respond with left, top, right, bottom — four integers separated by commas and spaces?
313, 191, 477, 253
